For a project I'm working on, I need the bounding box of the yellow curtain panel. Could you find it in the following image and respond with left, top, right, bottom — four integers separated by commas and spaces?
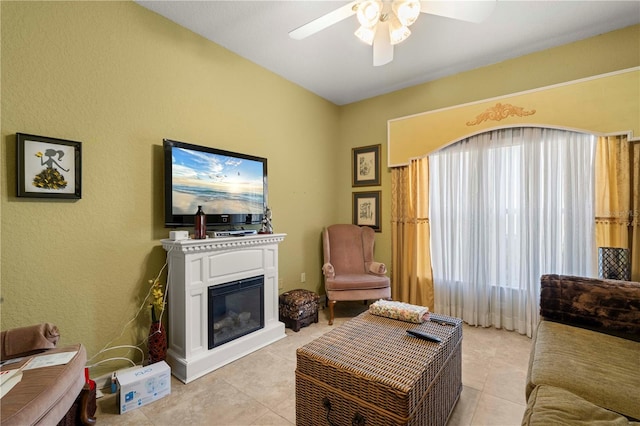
595, 135, 640, 281
390, 157, 434, 309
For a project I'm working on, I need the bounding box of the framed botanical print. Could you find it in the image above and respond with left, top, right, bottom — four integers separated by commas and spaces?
353, 191, 381, 232
352, 144, 380, 187
17, 133, 82, 199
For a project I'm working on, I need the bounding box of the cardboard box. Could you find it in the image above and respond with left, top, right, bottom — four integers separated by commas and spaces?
117, 361, 171, 414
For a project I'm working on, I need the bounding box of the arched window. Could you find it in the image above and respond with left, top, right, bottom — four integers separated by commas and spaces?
428, 127, 596, 336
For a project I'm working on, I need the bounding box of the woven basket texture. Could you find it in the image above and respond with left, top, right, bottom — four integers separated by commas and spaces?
296, 311, 462, 426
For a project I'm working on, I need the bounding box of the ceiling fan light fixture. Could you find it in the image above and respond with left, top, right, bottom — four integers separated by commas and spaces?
389, 18, 411, 45
355, 25, 377, 45
356, 0, 382, 28
392, 0, 421, 27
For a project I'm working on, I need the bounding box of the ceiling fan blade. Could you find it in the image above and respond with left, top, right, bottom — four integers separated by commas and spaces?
289, 1, 358, 40
420, 0, 496, 23
373, 22, 393, 66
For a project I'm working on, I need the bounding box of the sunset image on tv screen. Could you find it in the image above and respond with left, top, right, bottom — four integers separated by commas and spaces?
171, 147, 264, 215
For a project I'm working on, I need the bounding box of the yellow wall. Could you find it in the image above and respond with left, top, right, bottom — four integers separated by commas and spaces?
1, 1, 339, 365
1, 0, 638, 371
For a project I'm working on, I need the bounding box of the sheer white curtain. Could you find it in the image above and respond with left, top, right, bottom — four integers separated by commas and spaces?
429, 127, 596, 336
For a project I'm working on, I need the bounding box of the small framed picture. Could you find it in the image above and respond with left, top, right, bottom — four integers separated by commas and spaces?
352, 144, 380, 187
353, 191, 381, 232
17, 133, 82, 199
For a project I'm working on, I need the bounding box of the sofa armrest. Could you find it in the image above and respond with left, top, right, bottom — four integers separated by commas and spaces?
540, 274, 640, 341
1, 323, 60, 360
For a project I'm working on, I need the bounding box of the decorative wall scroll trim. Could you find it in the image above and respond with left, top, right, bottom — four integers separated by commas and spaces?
466, 102, 536, 126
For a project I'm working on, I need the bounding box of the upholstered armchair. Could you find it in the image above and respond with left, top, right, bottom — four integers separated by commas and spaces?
322, 224, 391, 325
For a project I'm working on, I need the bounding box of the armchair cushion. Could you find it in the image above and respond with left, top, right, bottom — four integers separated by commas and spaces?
326, 273, 390, 291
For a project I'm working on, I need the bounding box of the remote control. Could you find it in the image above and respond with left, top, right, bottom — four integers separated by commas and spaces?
407, 329, 442, 343
429, 318, 457, 326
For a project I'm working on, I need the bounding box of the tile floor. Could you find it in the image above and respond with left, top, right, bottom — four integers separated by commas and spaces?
95, 301, 532, 425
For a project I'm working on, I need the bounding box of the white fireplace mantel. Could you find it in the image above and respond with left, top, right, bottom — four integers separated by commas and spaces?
161, 233, 286, 383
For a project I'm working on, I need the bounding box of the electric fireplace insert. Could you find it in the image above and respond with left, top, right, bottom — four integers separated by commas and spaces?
208, 276, 264, 349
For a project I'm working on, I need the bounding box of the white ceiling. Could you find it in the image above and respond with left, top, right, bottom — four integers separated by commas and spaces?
135, 1, 640, 105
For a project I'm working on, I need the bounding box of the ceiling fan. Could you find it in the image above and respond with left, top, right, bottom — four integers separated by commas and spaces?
289, 1, 496, 66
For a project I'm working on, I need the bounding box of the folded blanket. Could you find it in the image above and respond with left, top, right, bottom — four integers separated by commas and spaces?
1, 323, 60, 360
369, 299, 429, 323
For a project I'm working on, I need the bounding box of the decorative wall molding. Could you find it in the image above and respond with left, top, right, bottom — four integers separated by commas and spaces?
466, 102, 536, 126
387, 67, 639, 167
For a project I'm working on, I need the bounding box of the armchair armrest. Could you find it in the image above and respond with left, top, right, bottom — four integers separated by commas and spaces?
322, 263, 335, 279
540, 274, 640, 341
368, 262, 387, 275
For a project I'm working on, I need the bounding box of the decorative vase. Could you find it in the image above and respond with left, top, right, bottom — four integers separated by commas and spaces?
148, 306, 167, 364
194, 205, 207, 239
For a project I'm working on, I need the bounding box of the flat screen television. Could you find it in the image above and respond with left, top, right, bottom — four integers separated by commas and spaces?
163, 139, 267, 229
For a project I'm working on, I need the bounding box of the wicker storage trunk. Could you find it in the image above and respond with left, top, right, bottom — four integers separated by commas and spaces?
296, 311, 462, 426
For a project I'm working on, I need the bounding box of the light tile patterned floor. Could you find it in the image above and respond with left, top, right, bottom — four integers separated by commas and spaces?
95, 301, 532, 425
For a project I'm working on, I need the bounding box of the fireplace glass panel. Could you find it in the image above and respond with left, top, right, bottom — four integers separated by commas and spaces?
208, 276, 264, 349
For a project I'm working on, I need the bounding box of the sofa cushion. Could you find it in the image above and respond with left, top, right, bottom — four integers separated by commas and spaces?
1, 344, 86, 425
523, 385, 636, 425
527, 321, 640, 420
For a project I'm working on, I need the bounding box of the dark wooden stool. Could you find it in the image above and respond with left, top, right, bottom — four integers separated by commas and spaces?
279, 289, 319, 332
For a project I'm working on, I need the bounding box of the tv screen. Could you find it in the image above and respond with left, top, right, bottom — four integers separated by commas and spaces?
163, 139, 267, 228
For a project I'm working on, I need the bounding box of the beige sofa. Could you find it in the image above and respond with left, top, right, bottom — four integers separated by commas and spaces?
523, 275, 640, 425
0, 323, 95, 425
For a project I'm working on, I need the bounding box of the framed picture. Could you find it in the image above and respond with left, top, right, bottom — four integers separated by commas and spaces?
17, 133, 82, 199
352, 144, 380, 187
353, 191, 381, 232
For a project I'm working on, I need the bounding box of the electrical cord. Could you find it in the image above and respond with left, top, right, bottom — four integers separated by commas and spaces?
87, 356, 137, 369
86, 247, 172, 373
85, 345, 145, 369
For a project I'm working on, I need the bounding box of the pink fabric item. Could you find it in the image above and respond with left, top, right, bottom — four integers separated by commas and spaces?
369, 262, 387, 275
1, 323, 60, 360
322, 263, 335, 279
